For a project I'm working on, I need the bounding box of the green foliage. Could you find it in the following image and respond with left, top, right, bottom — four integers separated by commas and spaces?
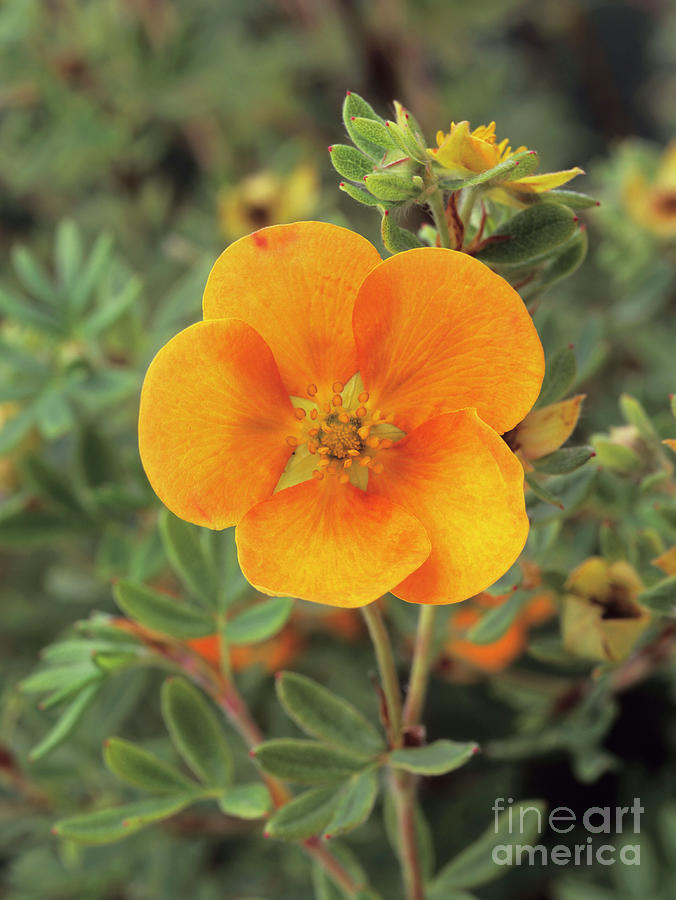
388, 740, 478, 776
476, 204, 578, 266
253, 739, 372, 783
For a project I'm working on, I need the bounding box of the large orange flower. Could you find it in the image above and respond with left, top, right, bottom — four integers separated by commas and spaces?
139, 222, 544, 608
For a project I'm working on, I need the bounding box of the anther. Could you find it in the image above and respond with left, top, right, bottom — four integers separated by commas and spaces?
332, 381, 344, 393
343, 459, 352, 469
317, 446, 330, 455
338, 412, 350, 424
332, 394, 342, 407
338, 474, 350, 484
294, 408, 307, 420
286, 436, 298, 447
308, 427, 319, 437
307, 383, 318, 396
367, 436, 380, 449
372, 409, 383, 422
310, 409, 318, 420
312, 470, 324, 480
356, 406, 367, 417
308, 442, 317, 454
358, 391, 369, 403
347, 449, 360, 457
380, 438, 393, 449
359, 456, 371, 467
371, 463, 384, 474
318, 458, 330, 468
358, 425, 371, 440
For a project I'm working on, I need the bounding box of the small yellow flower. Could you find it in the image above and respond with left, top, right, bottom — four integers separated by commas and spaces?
218, 164, 319, 240
561, 557, 651, 662
652, 546, 676, 576
623, 140, 676, 239
429, 120, 584, 205
504, 395, 584, 470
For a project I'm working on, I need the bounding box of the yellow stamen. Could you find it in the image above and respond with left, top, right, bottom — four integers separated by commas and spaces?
332, 381, 344, 393
307, 383, 318, 397
358, 391, 369, 403
332, 394, 342, 407
294, 408, 306, 420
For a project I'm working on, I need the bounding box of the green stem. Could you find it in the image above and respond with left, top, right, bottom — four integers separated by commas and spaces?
403, 606, 437, 729
458, 186, 477, 227
361, 603, 403, 747
426, 188, 451, 249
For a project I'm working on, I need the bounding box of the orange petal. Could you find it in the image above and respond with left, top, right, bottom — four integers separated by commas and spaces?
139, 319, 296, 529
202, 222, 381, 399
235, 477, 431, 608
512, 394, 585, 460
367, 409, 529, 604
353, 248, 544, 434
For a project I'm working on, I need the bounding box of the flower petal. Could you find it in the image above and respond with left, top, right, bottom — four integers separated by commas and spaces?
353, 248, 544, 434
511, 394, 585, 461
139, 319, 297, 529
511, 167, 584, 193
367, 409, 528, 605
235, 478, 431, 608
202, 221, 381, 399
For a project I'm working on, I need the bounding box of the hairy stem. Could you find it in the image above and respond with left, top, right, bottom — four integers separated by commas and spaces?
361, 603, 403, 746
426, 188, 452, 249
403, 606, 437, 729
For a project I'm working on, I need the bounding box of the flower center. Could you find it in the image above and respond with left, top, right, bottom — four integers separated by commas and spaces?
276, 373, 405, 493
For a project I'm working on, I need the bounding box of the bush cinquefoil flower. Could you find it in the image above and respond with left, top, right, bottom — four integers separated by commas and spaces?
623, 140, 676, 239
430, 120, 584, 205
139, 222, 544, 607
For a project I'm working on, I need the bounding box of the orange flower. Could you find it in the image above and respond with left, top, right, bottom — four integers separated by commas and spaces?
188, 628, 303, 674
139, 222, 544, 608
444, 590, 556, 674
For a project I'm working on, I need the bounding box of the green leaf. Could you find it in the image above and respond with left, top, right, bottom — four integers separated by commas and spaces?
591, 437, 642, 473
389, 740, 478, 776
0, 404, 36, 455
159, 510, 220, 609
82, 274, 141, 338
12, 244, 55, 306
22, 455, 87, 517
533, 446, 595, 475
253, 739, 371, 783
536, 346, 577, 407
328, 144, 373, 181
55, 220, 83, 293
113, 580, 214, 639
276, 671, 385, 756
34, 389, 74, 439
324, 768, 379, 837
363, 173, 419, 201
524, 472, 565, 508
161, 677, 233, 788
0, 285, 61, 335
619, 394, 659, 443
218, 783, 271, 819
22, 663, 98, 694
343, 92, 386, 159
638, 577, 676, 614
476, 204, 577, 267
52, 795, 195, 845
466, 591, 527, 644
103, 738, 196, 793
349, 117, 396, 151
536, 225, 588, 291
70, 232, 114, 312
265, 786, 341, 841
227, 597, 294, 645
541, 189, 599, 210
338, 181, 385, 207
428, 800, 547, 895
381, 212, 424, 254
29, 682, 101, 761
0, 508, 83, 547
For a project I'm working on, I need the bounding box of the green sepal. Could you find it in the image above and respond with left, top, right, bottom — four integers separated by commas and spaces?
590, 437, 642, 473
535, 345, 577, 407
524, 472, 565, 508
434, 149, 538, 191
103, 737, 196, 793
227, 597, 294, 645
161, 678, 233, 788
52, 795, 196, 845
339, 181, 385, 207
252, 739, 372, 783
343, 92, 387, 159
427, 800, 547, 896
29, 682, 101, 761
638, 577, 676, 614
323, 768, 379, 838
265, 786, 341, 840
388, 740, 478, 776
538, 189, 598, 210
476, 203, 577, 267
381, 212, 424, 254
385, 120, 428, 163
113, 580, 214, 639
329, 144, 374, 181
218, 783, 271, 819
276, 671, 385, 756
159, 510, 221, 609
363, 173, 419, 201
533, 446, 595, 475
466, 590, 528, 644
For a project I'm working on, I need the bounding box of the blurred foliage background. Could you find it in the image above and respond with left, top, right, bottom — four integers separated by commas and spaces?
1, 0, 676, 898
